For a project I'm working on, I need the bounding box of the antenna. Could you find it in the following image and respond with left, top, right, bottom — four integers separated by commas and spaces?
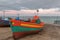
16, 11, 20, 20
17, 13, 19, 17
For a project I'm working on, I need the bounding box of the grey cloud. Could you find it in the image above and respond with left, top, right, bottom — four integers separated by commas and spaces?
21, 0, 60, 9
0, 0, 60, 10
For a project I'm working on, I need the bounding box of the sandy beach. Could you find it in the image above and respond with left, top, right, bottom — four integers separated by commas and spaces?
0, 24, 60, 40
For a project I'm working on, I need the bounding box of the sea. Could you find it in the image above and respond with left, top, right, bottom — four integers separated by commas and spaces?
18, 16, 60, 24
0, 16, 60, 24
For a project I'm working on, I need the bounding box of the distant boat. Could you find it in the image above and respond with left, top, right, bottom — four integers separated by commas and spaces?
0, 11, 10, 27
54, 20, 60, 24
0, 18, 10, 27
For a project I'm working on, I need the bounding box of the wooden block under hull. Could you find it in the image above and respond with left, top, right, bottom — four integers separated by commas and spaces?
0, 25, 10, 27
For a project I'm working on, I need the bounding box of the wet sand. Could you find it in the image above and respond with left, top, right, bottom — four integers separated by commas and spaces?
0, 24, 60, 40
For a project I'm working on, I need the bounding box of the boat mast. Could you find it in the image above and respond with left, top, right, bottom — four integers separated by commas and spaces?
3, 10, 5, 19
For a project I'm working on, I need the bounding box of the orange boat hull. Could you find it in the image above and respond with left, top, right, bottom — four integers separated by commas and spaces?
11, 19, 44, 28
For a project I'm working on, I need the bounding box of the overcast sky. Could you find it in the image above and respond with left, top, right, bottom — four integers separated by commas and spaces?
0, 0, 60, 16
0, 0, 60, 10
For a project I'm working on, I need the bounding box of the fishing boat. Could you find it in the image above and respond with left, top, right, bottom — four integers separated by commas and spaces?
10, 10, 44, 39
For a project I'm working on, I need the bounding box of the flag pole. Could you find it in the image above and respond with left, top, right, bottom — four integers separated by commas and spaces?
36, 9, 39, 16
